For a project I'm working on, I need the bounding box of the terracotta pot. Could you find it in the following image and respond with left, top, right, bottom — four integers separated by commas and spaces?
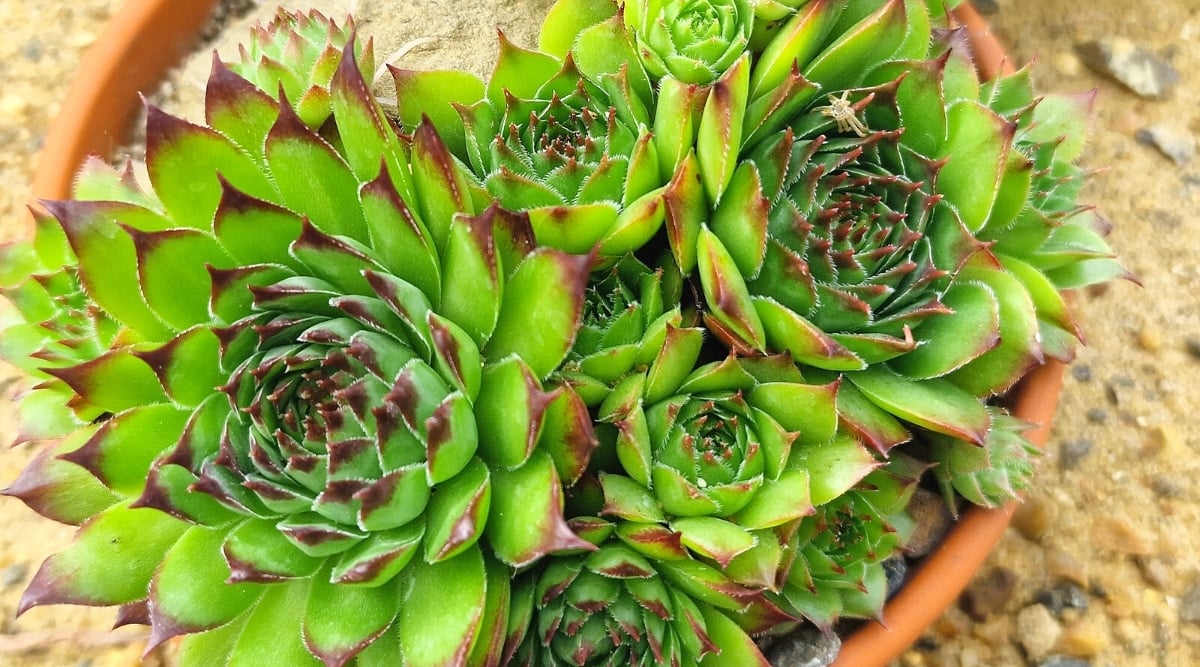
31, 2, 1064, 666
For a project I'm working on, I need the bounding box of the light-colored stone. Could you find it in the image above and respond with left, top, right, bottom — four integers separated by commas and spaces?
1012, 494, 1057, 542
1015, 604, 1063, 662
1076, 37, 1181, 98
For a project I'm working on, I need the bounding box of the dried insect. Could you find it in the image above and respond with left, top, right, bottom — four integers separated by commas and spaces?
817, 90, 870, 137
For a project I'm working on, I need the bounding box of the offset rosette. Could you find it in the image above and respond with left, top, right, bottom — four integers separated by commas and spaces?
230, 9, 374, 128
623, 0, 755, 85
927, 409, 1039, 513
503, 526, 776, 666
393, 31, 672, 260
778, 454, 922, 630
590, 323, 881, 624
3, 12, 599, 666
560, 253, 688, 404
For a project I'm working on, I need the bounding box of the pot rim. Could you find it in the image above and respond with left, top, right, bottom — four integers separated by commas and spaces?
30, 3, 1065, 666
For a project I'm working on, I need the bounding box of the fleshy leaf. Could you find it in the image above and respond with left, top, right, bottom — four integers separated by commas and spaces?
485, 249, 590, 380
397, 545, 487, 667
489, 451, 594, 567
304, 568, 402, 666
148, 525, 262, 650
19, 503, 187, 613
849, 365, 990, 444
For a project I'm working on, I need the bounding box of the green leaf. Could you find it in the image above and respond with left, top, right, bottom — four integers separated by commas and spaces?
539, 0, 618, 57
46, 349, 168, 414
489, 451, 594, 567
790, 434, 880, 505
135, 327, 224, 408
331, 523, 424, 586
696, 604, 770, 666
439, 212, 501, 349
526, 202, 620, 253
424, 458, 490, 563
19, 502, 187, 611
488, 32, 562, 108
47, 200, 174, 340
936, 100, 1013, 233
133, 228, 231, 329
946, 259, 1042, 396
697, 226, 766, 353
485, 249, 590, 380
331, 41, 411, 196
2, 429, 121, 525
644, 326, 705, 405
304, 568, 402, 665
599, 472, 665, 523
145, 105, 277, 231
754, 297, 866, 371
734, 469, 813, 529
475, 357, 552, 469
697, 54, 750, 202
397, 546, 487, 667
747, 380, 839, 446
392, 68, 484, 157
149, 525, 262, 646
803, 0, 908, 90
889, 281, 1000, 380
63, 403, 190, 496
222, 518, 323, 582
265, 101, 367, 242
672, 517, 757, 568
358, 168, 442, 302
849, 365, 990, 444
226, 581, 321, 667
751, 0, 844, 97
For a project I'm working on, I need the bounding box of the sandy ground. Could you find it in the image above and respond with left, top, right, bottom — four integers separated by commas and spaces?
0, 1, 1197, 666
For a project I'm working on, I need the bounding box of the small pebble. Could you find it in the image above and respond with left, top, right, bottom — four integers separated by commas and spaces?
899, 650, 926, 667
0, 562, 29, 590
1135, 555, 1174, 591
959, 566, 1018, 621
764, 623, 840, 667
1045, 548, 1090, 588
1180, 582, 1200, 624
1012, 495, 1057, 542
1149, 473, 1185, 498
1136, 325, 1163, 351
1016, 604, 1063, 661
1053, 51, 1082, 77
1058, 619, 1109, 658
1135, 124, 1196, 165
904, 489, 953, 558
1144, 424, 1184, 458
1103, 376, 1134, 405
1092, 517, 1152, 555
1036, 657, 1093, 667
1076, 37, 1180, 98
1070, 364, 1092, 382
883, 555, 908, 598
1035, 582, 1089, 617
1058, 438, 1094, 470
1185, 337, 1200, 360
970, 615, 1012, 648
1084, 408, 1107, 424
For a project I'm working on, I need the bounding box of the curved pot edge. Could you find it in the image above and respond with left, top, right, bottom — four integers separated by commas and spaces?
30, 0, 219, 211
29, 3, 1065, 667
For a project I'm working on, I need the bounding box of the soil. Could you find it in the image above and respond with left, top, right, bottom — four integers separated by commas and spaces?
0, 1, 1197, 666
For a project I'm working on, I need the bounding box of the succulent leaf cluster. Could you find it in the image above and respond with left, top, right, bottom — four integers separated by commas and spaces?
0, 2, 1125, 665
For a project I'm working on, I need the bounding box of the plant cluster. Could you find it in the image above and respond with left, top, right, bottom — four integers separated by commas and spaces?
0, 1, 1125, 665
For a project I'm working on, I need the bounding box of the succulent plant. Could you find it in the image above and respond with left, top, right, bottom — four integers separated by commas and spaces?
0, 1, 1127, 665
2, 10, 602, 665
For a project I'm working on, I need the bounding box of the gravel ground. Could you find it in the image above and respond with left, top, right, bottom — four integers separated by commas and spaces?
0, 1, 1197, 666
